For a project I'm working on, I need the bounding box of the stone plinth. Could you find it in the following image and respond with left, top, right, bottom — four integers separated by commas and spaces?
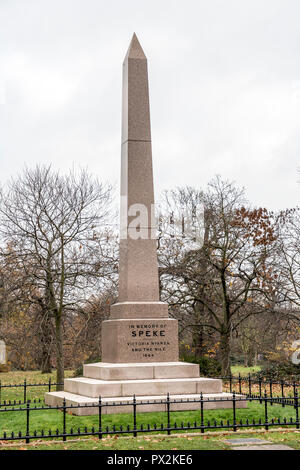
45, 361, 247, 415
64, 376, 222, 398
101, 318, 179, 363
45, 391, 247, 416
83, 361, 199, 380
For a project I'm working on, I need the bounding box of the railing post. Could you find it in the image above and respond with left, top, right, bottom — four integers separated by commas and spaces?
200, 392, 204, 433
248, 373, 252, 399
62, 398, 66, 441
98, 396, 102, 439
133, 394, 137, 437
238, 373, 242, 394
26, 401, 30, 444
232, 391, 237, 432
281, 379, 285, 408
259, 376, 262, 404
166, 393, 171, 435
229, 374, 232, 393
48, 377, 52, 393
269, 379, 273, 406
295, 389, 299, 430
264, 391, 269, 431
24, 379, 27, 404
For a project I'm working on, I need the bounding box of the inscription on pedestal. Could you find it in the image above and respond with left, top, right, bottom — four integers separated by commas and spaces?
128, 322, 169, 359
101, 318, 179, 363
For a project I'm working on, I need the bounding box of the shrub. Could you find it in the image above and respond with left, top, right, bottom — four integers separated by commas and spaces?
180, 352, 222, 377
252, 362, 300, 382
0, 364, 10, 373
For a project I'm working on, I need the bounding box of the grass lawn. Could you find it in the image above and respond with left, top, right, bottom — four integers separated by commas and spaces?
231, 365, 261, 377
0, 370, 299, 450
0, 429, 299, 450
0, 401, 298, 438
0, 370, 75, 385
0, 370, 74, 403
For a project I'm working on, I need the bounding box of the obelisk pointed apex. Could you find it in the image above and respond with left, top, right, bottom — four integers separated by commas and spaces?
124, 33, 147, 60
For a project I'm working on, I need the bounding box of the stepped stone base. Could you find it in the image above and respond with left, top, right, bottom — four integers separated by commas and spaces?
45, 391, 246, 415
45, 362, 247, 415
83, 361, 199, 380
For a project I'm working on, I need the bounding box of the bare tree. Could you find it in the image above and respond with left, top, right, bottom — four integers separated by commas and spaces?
278, 209, 300, 309
0, 165, 114, 389
158, 177, 280, 375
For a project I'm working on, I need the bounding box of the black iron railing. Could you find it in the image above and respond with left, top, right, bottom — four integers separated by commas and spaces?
0, 378, 62, 405
0, 375, 299, 407
0, 392, 299, 444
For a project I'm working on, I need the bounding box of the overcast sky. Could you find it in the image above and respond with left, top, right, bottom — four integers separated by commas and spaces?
0, 0, 299, 210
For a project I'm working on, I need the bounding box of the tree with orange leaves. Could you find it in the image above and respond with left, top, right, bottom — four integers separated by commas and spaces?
159, 177, 281, 375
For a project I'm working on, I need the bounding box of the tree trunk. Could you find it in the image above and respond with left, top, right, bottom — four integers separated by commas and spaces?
193, 324, 204, 360
55, 314, 64, 391
253, 349, 258, 366
248, 348, 254, 367
41, 347, 52, 374
40, 312, 53, 374
220, 330, 231, 376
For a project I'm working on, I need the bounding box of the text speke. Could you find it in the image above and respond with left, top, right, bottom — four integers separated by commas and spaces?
131, 329, 166, 337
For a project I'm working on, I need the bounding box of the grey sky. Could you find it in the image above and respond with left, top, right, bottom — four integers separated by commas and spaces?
0, 0, 299, 210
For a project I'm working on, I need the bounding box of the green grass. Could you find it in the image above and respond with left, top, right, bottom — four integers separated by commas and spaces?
0, 370, 298, 440
0, 401, 298, 441
1, 430, 300, 450
0, 370, 299, 450
0, 370, 74, 403
231, 366, 261, 377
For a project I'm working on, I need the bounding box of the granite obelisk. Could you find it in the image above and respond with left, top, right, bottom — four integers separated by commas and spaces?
101, 34, 179, 363
44, 35, 246, 414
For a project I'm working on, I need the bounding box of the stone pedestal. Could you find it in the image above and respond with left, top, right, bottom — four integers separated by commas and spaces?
101, 318, 178, 363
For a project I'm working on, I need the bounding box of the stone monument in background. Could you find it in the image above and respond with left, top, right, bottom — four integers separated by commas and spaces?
45, 34, 245, 414
0, 340, 6, 365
